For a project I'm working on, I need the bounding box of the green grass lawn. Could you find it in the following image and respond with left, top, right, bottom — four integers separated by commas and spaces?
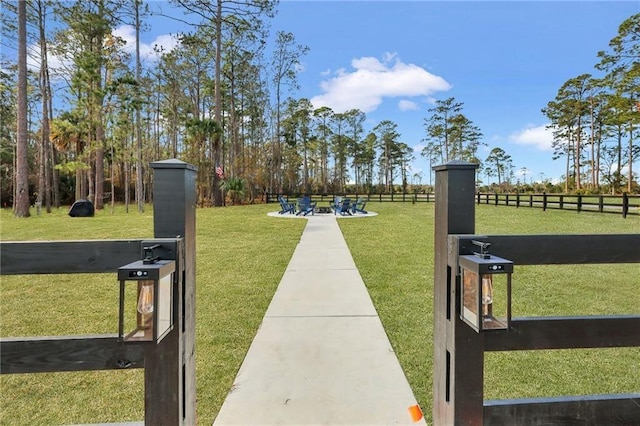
340, 202, 640, 425
1, 203, 638, 425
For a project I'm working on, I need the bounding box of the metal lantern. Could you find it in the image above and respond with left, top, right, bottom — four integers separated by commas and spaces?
459, 241, 513, 332
118, 257, 175, 344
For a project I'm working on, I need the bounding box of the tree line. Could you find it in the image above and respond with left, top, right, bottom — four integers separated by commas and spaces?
2, 2, 638, 217
421, 14, 639, 194
541, 14, 639, 194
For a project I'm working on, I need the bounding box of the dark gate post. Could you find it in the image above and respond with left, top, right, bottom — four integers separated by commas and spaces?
433, 161, 483, 425
147, 159, 197, 425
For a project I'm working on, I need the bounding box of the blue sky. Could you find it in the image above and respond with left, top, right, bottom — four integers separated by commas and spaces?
262, 1, 640, 184
44, 1, 640, 185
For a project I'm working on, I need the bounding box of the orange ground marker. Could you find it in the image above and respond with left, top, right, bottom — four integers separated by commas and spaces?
408, 404, 423, 422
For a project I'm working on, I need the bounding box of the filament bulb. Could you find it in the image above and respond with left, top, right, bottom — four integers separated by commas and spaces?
137, 282, 154, 315
482, 275, 493, 317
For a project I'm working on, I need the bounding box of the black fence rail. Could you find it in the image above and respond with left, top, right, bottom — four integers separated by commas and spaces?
434, 162, 640, 425
268, 192, 640, 218
267, 192, 435, 204
477, 192, 640, 218
452, 233, 640, 425
0, 160, 198, 425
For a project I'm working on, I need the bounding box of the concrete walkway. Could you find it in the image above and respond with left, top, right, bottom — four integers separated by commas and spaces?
213, 213, 425, 425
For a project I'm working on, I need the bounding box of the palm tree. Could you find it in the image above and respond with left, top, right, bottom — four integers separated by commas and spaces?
220, 176, 247, 205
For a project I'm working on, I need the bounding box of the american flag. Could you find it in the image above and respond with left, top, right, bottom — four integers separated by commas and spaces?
215, 164, 224, 179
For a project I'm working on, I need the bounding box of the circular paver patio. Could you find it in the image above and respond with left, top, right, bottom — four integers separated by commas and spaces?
267, 210, 378, 219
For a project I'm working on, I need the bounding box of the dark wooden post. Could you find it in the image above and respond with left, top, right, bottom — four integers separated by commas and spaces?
147, 159, 197, 425
598, 195, 604, 213
433, 161, 483, 425
577, 194, 583, 213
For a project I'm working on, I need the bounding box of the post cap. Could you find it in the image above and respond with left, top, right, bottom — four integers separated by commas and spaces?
150, 159, 198, 172
432, 160, 479, 172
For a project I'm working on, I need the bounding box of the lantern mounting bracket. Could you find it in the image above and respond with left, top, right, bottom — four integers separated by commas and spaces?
471, 240, 491, 259
143, 244, 161, 264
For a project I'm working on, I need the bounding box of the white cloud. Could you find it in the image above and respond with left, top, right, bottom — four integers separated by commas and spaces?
113, 25, 179, 61
425, 96, 439, 105
509, 124, 554, 151
26, 43, 71, 73
26, 25, 178, 75
398, 99, 418, 111
412, 142, 426, 153
310, 53, 451, 113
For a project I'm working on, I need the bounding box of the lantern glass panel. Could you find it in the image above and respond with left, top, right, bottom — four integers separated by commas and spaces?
118, 259, 175, 343
462, 268, 480, 328
121, 280, 156, 342
156, 272, 173, 340
482, 273, 509, 330
459, 254, 512, 332
121, 282, 139, 340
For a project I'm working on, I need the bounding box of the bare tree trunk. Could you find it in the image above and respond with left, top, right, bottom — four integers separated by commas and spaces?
575, 118, 582, 191
15, 0, 30, 217
589, 97, 596, 189
51, 143, 60, 207
125, 158, 130, 213
36, 0, 50, 214
95, 122, 105, 208
628, 122, 634, 193
616, 131, 623, 193
211, 0, 224, 206
110, 142, 115, 214
37, 0, 54, 212
37, 128, 45, 215
564, 131, 571, 193
94, 59, 105, 209
135, 0, 144, 212
595, 127, 602, 190
44, 74, 53, 212
87, 153, 95, 203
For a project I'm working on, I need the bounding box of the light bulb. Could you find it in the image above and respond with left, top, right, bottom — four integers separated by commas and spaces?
137, 282, 154, 330
482, 275, 493, 317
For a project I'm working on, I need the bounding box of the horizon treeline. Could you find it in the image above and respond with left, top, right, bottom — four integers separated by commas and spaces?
1, 2, 638, 216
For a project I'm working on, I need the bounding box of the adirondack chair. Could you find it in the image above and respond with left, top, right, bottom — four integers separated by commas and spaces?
329, 196, 342, 212
278, 196, 296, 214
351, 197, 368, 214
296, 196, 317, 216
333, 198, 352, 216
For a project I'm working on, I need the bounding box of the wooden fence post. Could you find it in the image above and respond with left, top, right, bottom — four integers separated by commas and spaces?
433, 160, 482, 425
146, 159, 197, 425
577, 194, 583, 213
599, 195, 604, 213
